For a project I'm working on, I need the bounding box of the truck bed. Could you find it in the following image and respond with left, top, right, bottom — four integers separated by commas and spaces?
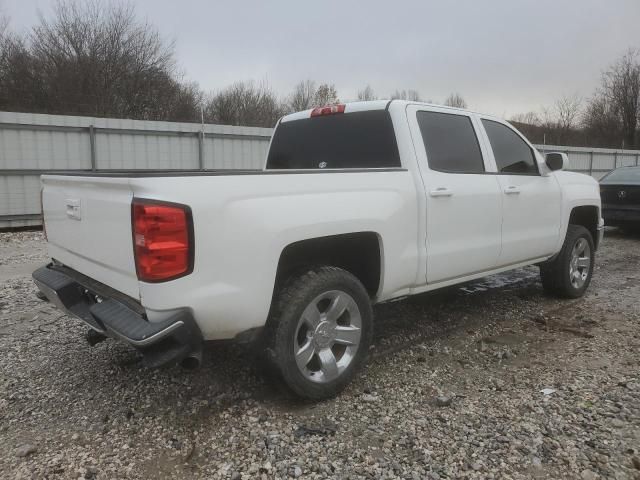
41, 168, 416, 338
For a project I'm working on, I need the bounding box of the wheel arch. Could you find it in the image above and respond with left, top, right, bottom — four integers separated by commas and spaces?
569, 205, 600, 249
273, 232, 384, 299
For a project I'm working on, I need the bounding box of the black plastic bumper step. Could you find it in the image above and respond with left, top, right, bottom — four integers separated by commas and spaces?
90, 300, 186, 347
32, 266, 105, 332
32, 265, 203, 368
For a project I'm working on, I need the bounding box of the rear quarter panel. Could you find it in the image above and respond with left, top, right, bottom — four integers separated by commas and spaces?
130, 171, 419, 340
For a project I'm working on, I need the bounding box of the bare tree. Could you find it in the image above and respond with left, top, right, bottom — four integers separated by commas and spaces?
601, 49, 640, 149
0, 5, 10, 61
444, 93, 467, 108
509, 111, 542, 143
0, 27, 39, 112
205, 80, 284, 127
357, 85, 377, 101
288, 79, 316, 112
535, 94, 583, 144
33, 0, 187, 119
510, 111, 541, 126
582, 92, 623, 148
555, 94, 582, 134
390, 89, 422, 101
313, 83, 339, 106
539, 105, 558, 134
0, 6, 8, 39
0, 0, 200, 120
0, 3, 14, 67
162, 80, 203, 122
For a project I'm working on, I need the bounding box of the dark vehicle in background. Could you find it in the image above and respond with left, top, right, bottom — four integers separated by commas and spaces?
600, 166, 640, 231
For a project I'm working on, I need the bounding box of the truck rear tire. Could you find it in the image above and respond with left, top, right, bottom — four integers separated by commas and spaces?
540, 224, 595, 298
267, 266, 373, 400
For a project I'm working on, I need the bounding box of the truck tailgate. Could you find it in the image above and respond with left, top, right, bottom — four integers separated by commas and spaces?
41, 175, 139, 299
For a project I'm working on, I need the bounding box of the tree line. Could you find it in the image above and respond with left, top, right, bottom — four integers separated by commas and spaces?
510, 49, 640, 149
1, 1, 638, 149
0, 1, 468, 129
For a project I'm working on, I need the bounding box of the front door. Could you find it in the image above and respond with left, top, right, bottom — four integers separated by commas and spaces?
408, 106, 503, 284
479, 118, 562, 266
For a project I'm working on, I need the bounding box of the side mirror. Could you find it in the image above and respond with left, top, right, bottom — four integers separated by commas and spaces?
545, 152, 567, 171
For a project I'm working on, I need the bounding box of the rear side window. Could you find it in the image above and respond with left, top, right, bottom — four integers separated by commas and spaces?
482, 120, 538, 175
266, 110, 400, 169
417, 111, 484, 174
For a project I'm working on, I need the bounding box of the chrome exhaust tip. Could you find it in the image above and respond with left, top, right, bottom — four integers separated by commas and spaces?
86, 328, 107, 346
181, 350, 202, 370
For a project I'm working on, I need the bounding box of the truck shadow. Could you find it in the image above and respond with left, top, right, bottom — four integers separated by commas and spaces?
200, 266, 543, 405
26, 266, 545, 424
603, 226, 640, 239
370, 267, 541, 358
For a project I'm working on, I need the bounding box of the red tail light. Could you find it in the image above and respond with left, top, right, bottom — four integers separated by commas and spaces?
310, 104, 346, 117
132, 199, 193, 282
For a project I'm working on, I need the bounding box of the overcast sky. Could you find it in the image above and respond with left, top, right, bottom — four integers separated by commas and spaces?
4, 0, 640, 118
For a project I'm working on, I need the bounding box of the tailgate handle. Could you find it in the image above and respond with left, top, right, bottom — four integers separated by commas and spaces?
65, 198, 82, 220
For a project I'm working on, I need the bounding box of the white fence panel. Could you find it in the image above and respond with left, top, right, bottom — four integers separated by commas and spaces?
95, 132, 200, 170
0, 175, 42, 227
1, 111, 639, 228
0, 126, 90, 170
205, 136, 269, 170
0, 111, 272, 227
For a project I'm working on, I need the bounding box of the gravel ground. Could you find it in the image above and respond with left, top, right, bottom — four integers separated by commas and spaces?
0, 230, 639, 480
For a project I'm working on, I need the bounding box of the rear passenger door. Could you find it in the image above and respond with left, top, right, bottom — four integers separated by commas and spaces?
478, 118, 562, 266
408, 106, 503, 284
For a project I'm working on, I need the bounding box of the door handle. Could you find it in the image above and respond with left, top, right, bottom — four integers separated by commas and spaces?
429, 187, 454, 197
504, 186, 521, 194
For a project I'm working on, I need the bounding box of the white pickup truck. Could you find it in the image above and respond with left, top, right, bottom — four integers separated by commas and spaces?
34, 100, 603, 399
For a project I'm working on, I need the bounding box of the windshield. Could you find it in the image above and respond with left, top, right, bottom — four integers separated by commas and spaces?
600, 166, 640, 184
266, 110, 400, 170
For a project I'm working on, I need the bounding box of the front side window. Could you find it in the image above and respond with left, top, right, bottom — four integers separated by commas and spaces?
482, 119, 538, 175
417, 111, 484, 174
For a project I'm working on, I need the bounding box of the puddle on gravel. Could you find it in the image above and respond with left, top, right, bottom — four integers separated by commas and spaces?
458, 267, 540, 294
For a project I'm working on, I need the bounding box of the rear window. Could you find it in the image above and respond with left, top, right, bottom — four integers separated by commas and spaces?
266, 110, 401, 169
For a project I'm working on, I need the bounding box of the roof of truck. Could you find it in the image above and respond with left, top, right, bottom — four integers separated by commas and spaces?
280, 100, 481, 123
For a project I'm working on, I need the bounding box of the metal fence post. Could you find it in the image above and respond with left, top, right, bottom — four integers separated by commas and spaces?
589, 151, 594, 176
198, 131, 204, 170
89, 125, 97, 171
614, 151, 618, 169
636, 153, 639, 166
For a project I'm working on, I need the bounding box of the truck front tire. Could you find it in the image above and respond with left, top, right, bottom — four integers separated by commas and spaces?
267, 266, 373, 400
540, 224, 595, 298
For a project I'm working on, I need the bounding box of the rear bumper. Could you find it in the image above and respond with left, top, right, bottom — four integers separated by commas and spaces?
32, 265, 202, 367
